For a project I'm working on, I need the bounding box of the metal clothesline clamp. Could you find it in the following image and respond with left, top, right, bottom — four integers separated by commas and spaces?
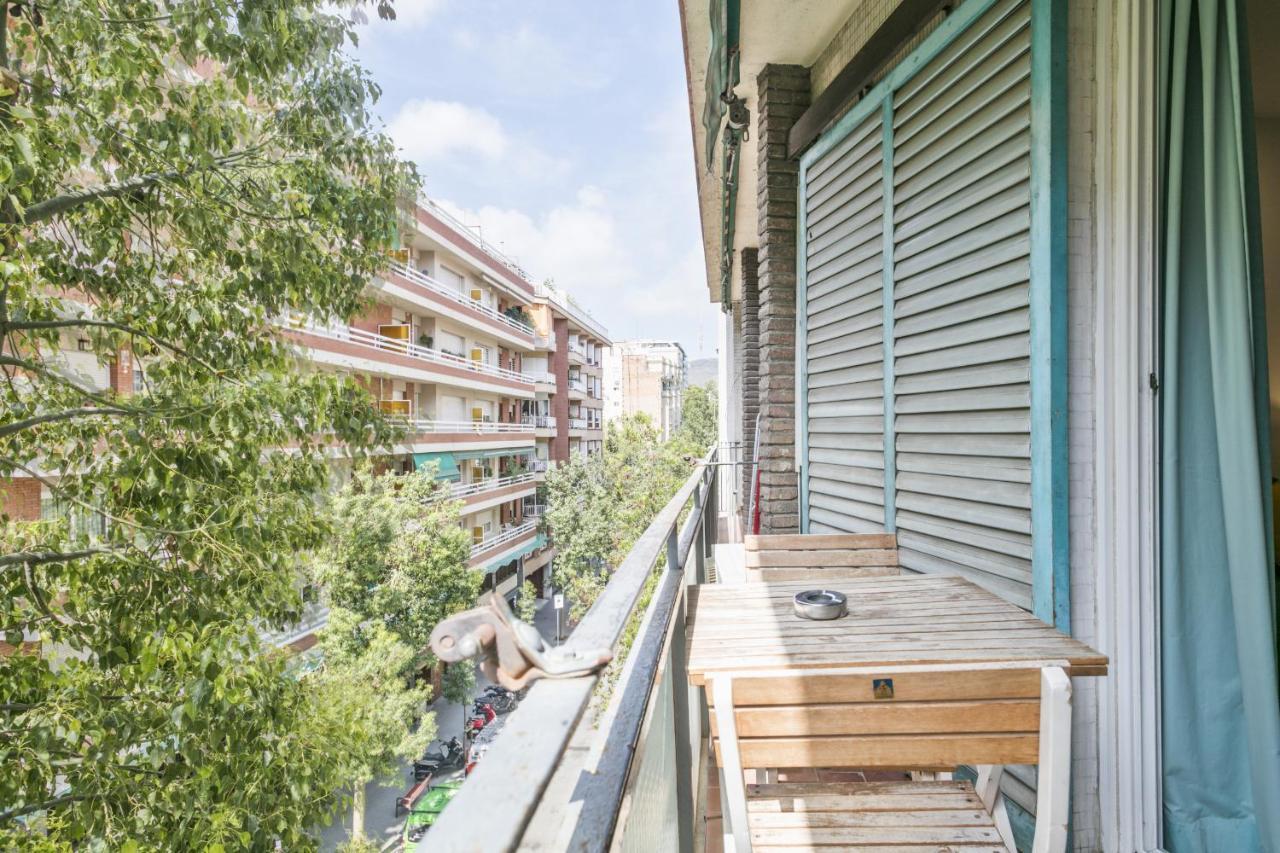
429, 592, 613, 691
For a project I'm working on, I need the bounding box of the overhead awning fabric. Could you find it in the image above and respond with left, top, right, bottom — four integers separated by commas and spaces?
483, 533, 546, 574
413, 452, 460, 480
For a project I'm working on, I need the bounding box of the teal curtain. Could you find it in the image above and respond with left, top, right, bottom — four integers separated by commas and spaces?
1161, 1, 1280, 850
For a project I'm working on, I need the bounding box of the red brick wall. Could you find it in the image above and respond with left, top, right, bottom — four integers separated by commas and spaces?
110, 348, 134, 395
551, 317, 570, 462
2, 479, 42, 521
351, 303, 393, 334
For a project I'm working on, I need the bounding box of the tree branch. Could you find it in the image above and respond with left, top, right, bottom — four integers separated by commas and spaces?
0, 318, 227, 377
0, 793, 89, 823
0, 548, 117, 569
0, 406, 132, 439
19, 150, 262, 226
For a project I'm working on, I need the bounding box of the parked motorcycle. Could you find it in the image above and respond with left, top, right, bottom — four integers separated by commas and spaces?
413, 736, 464, 781
465, 701, 496, 736
479, 686, 518, 714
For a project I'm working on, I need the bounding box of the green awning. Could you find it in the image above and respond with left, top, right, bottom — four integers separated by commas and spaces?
483, 533, 546, 574
455, 447, 535, 462
413, 452, 460, 480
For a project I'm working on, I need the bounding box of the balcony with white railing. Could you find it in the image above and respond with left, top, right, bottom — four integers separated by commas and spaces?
382, 259, 535, 341
469, 520, 539, 564
285, 321, 534, 393
449, 472, 538, 502
567, 341, 587, 364
522, 415, 556, 431
418, 195, 533, 285
568, 417, 588, 430
527, 370, 556, 386
405, 419, 533, 436
260, 602, 330, 649
533, 332, 555, 350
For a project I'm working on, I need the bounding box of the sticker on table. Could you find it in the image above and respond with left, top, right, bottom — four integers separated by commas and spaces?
872, 678, 894, 699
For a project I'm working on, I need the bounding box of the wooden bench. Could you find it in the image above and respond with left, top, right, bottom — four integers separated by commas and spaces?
743, 533, 900, 582
709, 661, 1072, 852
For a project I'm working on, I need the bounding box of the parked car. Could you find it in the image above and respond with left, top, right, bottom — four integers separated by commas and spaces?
401, 779, 463, 844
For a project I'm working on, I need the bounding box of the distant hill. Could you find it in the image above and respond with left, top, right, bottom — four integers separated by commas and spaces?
687, 357, 717, 388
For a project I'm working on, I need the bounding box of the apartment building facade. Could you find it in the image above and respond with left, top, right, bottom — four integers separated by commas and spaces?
3, 195, 608, 637
682, 0, 1279, 849
603, 340, 688, 440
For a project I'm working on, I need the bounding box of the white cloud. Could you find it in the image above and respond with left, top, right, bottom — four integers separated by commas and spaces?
382, 0, 446, 27
437, 185, 718, 356
387, 99, 508, 162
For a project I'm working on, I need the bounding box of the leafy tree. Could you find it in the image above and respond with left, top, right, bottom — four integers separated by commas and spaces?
440, 662, 476, 743
673, 382, 718, 453
311, 465, 479, 836
514, 578, 540, 624
543, 415, 695, 621
0, 0, 413, 846
314, 464, 479, 665
310, 628, 433, 845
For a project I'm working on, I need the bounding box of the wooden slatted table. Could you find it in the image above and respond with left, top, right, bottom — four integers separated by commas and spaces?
686, 574, 1108, 685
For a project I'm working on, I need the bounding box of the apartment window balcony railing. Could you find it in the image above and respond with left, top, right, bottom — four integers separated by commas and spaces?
288, 320, 533, 386
568, 417, 587, 429
425, 449, 718, 849
403, 418, 533, 435
532, 460, 550, 473
568, 376, 586, 392
522, 503, 546, 518
469, 520, 538, 560
260, 602, 331, 648
534, 333, 554, 350
522, 415, 556, 429
528, 371, 556, 385
450, 472, 538, 500
418, 195, 532, 283
385, 260, 534, 336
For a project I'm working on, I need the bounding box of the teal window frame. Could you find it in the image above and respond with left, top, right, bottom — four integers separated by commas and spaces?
795, 0, 1069, 630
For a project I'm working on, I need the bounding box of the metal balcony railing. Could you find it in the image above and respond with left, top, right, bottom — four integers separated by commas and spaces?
260, 603, 331, 648
522, 503, 546, 518
418, 195, 532, 283
424, 448, 718, 850
568, 376, 586, 392
469, 520, 539, 560
522, 415, 556, 429
404, 419, 533, 435
384, 260, 534, 337
289, 321, 532, 386
450, 472, 537, 500
527, 370, 556, 385
568, 418, 587, 429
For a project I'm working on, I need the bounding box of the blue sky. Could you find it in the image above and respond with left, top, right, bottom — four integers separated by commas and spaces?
347, 0, 720, 360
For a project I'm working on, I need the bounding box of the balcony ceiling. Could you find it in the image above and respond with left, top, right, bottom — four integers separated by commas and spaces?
680, 0, 861, 304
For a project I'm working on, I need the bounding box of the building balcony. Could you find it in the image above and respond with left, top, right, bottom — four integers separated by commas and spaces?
468, 520, 539, 568
283, 320, 535, 398
420, 450, 1105, 851
568, 417, 588, 431
381, 260, 535, 348
260, 602, 330, 650
449, 472, 538, 511
567, 342, 587, 364
528, 370, 556, 390
533, 333, 556, 351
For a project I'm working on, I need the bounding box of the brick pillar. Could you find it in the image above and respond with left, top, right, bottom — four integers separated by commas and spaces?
550, 317, 570, 462
110, 348, 134, 395
2, 479, 42, 520
739, 248, 761, 526
755, 64, 808, 534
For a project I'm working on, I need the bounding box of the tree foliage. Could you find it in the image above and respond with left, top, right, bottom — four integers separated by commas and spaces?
543, 414, 708, 621
0, 0, 414, 846
313, 465, 478, 667
672, 382, 717, 454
